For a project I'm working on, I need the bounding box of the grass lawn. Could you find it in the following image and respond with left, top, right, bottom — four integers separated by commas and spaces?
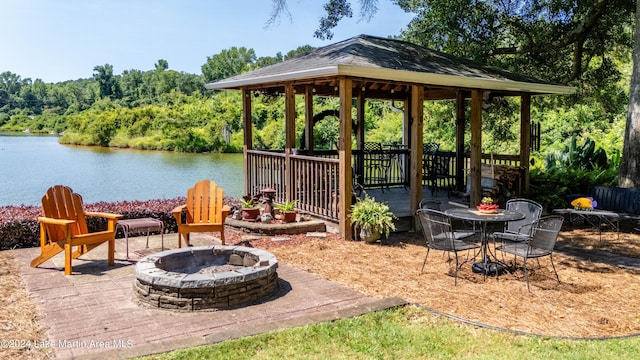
138, 305, 640, 360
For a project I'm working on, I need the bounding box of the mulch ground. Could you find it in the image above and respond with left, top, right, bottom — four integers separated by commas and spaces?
229, 220, 640, 339
2, 220, 639, 359
0, 251, 52, 360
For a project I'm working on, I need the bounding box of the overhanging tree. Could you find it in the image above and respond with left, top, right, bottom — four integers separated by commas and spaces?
270, 0, 639, 187
620, 0, 640, 187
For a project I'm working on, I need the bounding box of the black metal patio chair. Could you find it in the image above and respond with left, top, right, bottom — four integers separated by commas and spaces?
495, 215, 564, 291
416, 208, 480, 285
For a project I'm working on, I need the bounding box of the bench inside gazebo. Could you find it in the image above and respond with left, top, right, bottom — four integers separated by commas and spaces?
206, 35, 574, 239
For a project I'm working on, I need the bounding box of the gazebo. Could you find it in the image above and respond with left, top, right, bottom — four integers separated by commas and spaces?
206, 35, 575, 239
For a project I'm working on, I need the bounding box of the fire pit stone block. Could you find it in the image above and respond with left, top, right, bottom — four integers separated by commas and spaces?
134, 245, 279, 311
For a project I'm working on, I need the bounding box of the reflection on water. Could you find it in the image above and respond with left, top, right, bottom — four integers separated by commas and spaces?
0, 134, 244, 206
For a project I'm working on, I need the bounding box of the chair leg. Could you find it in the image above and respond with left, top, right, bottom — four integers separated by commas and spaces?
549, 254, 560, 284
108, 238, 115, 266
453, 252, 459, 286
523, 257, 531, 292
421, 248, 431, 273
64, 242, 73, 276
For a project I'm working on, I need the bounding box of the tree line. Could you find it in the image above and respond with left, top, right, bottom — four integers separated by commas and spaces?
0, 45, 313, 119
0, 0, 633, 172
0, 46, 319, 152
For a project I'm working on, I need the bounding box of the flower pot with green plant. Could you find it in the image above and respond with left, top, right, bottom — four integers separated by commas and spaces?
275, 200, 298, 223
241, 195, 261, 220
350, 195, 396, 243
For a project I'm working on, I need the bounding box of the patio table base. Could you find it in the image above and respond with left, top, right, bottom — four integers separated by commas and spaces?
472, 261, 506, 276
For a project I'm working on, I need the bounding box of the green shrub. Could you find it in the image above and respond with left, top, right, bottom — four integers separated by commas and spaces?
527, 166, 618, 213
526, 136, 619, 212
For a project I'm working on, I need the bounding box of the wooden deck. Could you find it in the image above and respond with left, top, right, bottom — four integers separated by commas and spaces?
365, 186, 467, 216
362, 186, 470, 231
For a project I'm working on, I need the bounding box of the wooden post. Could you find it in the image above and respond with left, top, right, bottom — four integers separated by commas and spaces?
403, 96, 411, 149
455, 91, 466, 192
403, 96, 411, 187
355, 91, 365, 187
470, 90, 483, 207
520, 94, 531, 192
410, 85, 424, 223
356, 91, 365, 147
285, 84, 296, 202
338, 78, 353, 239
242, 88, 252, 196
305, 86, 314, 153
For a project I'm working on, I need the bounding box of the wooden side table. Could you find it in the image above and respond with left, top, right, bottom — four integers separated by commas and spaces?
116, 218, 164, 258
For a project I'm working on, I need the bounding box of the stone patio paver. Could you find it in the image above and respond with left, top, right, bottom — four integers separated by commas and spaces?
13, 233, 406, 359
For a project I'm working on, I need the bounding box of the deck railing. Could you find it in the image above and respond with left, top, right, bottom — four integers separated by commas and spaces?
247, 150, 340, 221
291, 154, 339, 220
299, 149, 409, 189
247, 148, 523, 222
246, 150, 286, 202
423, 151, 522, 192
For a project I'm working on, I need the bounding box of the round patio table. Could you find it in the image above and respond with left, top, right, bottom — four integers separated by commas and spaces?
445, 208, 525, 275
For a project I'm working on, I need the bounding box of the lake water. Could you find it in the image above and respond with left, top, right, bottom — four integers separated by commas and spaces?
0, 134, 244, 206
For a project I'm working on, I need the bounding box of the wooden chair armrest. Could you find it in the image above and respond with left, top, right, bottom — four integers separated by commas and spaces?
84, 212, 124, 219
172, 205, 186, 224
37, 217, 75, 226
172, 205, 186, 216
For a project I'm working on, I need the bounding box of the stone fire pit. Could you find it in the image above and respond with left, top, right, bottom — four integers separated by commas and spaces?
134, 246, 279, 311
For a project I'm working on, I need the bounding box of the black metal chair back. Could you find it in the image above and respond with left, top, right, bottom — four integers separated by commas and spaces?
423, 142, 439, 154
364, 142, 382, 151
505, 198, 543, 235
416, 209, 479, 285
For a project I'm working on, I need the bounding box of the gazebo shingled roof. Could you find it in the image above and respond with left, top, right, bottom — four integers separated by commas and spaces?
206, 34, 573, 96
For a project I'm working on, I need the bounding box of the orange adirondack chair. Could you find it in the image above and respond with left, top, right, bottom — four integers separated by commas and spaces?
30, 186, 123, 275
172, 180, 230, 247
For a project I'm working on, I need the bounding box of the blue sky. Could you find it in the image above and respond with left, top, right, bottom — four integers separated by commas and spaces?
2, 0, 414, 83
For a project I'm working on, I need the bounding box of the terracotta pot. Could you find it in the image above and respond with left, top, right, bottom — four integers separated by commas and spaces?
282, 211, 297, 223
242, 207, 260, 220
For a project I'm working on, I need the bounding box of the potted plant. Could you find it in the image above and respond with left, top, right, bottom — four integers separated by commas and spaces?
350, 195, 396, 243
275, 200, 298, 223
241, 195, 261, 220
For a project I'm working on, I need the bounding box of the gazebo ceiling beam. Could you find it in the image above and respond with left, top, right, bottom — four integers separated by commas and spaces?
242, 78, 532, 101
424, 89, 457, 100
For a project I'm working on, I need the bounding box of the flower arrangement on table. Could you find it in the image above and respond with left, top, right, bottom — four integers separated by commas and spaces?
571, 197, 597, 211
477, 197, 499, 213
